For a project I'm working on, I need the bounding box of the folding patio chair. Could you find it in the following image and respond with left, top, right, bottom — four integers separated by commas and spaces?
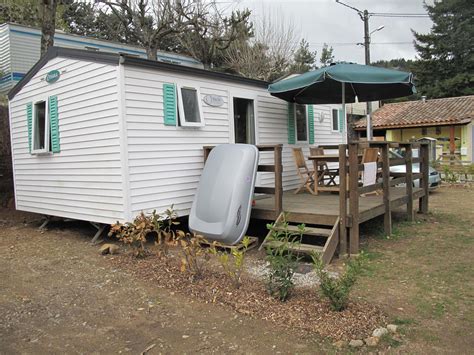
292, 148, 315, 194
309, 147, 339, 187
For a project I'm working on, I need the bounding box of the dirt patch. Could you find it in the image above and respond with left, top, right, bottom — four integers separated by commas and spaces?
0, 209, 329, 354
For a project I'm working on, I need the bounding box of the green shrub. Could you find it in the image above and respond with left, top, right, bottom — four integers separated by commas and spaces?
177, 232, 210, 280
210, 236, 251, 289
265, 217, 303, 301
312, 252, 366, 311
442, 166, 458, 183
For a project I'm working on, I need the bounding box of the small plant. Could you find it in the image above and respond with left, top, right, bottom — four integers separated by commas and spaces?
109, 212, 154, 258
152, 205, 180, 256
312, 252, 366, 311
264, 217, 303, 301
177, 232, 210, 280
442, 166, 458, 183
210, 236, 251, 289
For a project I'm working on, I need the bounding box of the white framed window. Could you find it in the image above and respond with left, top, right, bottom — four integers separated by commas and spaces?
331, 108, 340, 132
32, 100, 50, 154
295, 104, 308, 142
177, 86, 204, 127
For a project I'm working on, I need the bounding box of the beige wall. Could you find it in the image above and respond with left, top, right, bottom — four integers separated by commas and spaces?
385, 124, 471, 161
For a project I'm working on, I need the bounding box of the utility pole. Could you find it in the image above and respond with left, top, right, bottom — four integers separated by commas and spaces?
336, 1, 382, 141
362, 9, 372, 140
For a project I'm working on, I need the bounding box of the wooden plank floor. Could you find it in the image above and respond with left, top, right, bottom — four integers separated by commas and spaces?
252, 187, 424, 225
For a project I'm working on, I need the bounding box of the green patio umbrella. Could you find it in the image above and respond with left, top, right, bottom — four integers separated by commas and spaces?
268, 62, 415, 104
268, 63, 416, 139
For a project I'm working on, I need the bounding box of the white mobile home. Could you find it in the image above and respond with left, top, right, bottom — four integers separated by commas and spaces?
8, 47, 347, 225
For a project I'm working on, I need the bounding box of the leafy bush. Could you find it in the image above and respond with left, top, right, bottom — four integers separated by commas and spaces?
210, 236, 251, 289
265, 217, 303, 301
177, 232, 210, 280
109, 206, 179, 258
442, 166, 458, 183
312, 252, 366, 311
109, 212, 154, 258
152, 206, 180, 256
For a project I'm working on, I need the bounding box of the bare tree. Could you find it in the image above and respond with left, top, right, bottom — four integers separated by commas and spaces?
225, 7, 299, 81
100, 0, 209, 61
178, 5, 252, 68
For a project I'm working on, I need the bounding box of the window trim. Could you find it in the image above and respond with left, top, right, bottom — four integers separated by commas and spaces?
294, 104, 308, 143
177, 85, 205, 127
31, 98, 50, 155
331, 108, 340, 132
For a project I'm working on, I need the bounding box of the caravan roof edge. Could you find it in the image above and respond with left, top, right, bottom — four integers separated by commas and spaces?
8, 47, 269, 100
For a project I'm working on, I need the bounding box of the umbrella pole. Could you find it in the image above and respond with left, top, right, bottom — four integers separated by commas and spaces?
341, 82, 348, 143
367, 113, 372, 141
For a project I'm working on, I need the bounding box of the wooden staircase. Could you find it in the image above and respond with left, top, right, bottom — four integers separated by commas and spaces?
259, 213, 340, 265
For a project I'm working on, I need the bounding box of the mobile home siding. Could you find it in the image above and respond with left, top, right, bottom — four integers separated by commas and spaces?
0, 24, 11, 93
9, 57, 124, 224
123, 65, 310, 217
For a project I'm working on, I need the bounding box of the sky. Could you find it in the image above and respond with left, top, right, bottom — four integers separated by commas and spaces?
229, 0, 435, 64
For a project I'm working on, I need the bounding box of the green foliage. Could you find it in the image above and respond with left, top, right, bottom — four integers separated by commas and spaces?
312, 252, 366, 311
210, 236, 251, 289
319, 43, 335, 68
0, 0, 40, 27
265, 217, 302, 301
289, 39, 317, 74
442, 166, 458, 183
61, 2, 136, 45
412, 0, 474, 98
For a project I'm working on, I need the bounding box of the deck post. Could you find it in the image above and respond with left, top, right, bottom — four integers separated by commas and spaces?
338, 144, 347, 256
381, 143, 392, 236
419, 143, 430, 214
274, 144, 283, 217
404, 144, 414, 221
348, 143, 359, 255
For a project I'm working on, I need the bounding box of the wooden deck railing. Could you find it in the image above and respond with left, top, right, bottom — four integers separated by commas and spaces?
338, 141, 430, 256
203, 144, 283, 219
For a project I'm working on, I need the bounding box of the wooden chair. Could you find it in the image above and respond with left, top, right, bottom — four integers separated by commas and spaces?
292, 148, 315, 194
309, 147, 339, 186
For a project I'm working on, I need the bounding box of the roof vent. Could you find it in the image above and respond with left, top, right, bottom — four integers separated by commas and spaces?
421, 95, 427, 103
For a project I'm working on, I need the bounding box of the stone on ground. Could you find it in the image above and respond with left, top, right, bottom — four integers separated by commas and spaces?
349, 339, 364, 347
99, 243, 120, 255
387, 324, 398, 333
364, 336, 379, 346
373, 327, 388, 338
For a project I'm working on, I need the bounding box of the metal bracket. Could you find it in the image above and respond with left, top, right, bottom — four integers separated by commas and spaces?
90, 222, 106, 244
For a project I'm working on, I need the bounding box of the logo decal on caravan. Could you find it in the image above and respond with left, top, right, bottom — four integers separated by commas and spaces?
45, 70, 61, 84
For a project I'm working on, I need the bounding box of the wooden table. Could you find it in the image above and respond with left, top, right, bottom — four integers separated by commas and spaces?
308, 155, 341, 194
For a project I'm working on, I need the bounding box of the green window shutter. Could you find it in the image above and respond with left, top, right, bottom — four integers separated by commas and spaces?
338, 108, 345, 133
49, 96, 60, 153
26, 103, 33, 153
287, 102, 295, 144
307, 104, 314, 144
163, 83, 177, 126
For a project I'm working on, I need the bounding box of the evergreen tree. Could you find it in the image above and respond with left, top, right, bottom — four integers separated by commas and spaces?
319, 43, 334, 67
289, 39, 317, 74
412, 0, 474, 98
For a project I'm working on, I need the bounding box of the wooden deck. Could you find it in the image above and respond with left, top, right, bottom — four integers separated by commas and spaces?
204, 141, 431, 262
252, 187, 424, 226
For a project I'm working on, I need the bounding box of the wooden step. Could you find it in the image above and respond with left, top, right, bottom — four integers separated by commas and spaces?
265, 240, 324, 254
273, 224, 331, 237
